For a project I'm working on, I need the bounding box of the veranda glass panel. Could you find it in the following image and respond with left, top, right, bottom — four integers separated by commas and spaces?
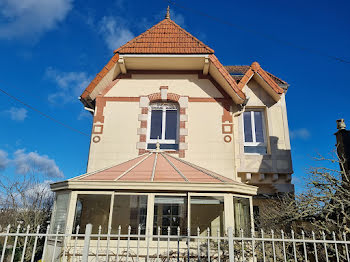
190, 196, 224, 236
111, 195, 148, 234
233, 197, 251, 236
51, 193, 70, 233
73, 194, 111, 234
153, 196, 187, 235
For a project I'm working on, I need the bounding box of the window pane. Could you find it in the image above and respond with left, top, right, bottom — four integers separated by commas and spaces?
51, 193, 69, 233
73, 194, 111, 234
111, 195, 148, 234
233, 197, 251, 236
190, 196, 224, 236
244, 146, 267, 154
165, 110, 177, 140
153, 196, 187, 236
254, 111, 264, 142
243, 112, 253, 142
150, 110, 163, 139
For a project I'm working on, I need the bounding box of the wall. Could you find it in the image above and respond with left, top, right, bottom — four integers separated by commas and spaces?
87, 73, 237, 180
86, 73, 293, 189
234, 78, 293, 194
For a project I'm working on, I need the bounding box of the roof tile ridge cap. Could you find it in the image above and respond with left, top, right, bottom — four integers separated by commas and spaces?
209, 54, 246, 100
71, 152, 150, 181
266, 71, 288, 86
237, 68, 254, 90
163, 152, 233, 183
114, 19, 168, 53
150, 152, 158, 182
167, 19, 214, 53
114, 152, 153, 181
160, 152, 189, 182
252, 62, 284, 94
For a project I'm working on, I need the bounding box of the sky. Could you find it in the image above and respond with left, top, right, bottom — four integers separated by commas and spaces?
0, 0, 349, 193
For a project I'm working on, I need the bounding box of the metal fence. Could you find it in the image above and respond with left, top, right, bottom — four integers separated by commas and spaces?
1, 224, 350, 262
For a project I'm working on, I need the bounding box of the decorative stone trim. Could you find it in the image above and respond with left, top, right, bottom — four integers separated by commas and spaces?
92, 136, 101, 143
138, 88, 188, 158
245, 173, 252, 181
272, 173, 279, 182
92, 124, 104, 134
259, 173, 265, 181
222, 123, 233, 134
224, 135, 232, 143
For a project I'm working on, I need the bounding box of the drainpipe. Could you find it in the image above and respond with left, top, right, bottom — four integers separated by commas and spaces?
232, 97, 249, 181
233, 97, 249, 117
84, 107, 95, 114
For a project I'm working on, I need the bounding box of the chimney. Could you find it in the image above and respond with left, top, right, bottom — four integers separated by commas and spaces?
335, 119, 350, 176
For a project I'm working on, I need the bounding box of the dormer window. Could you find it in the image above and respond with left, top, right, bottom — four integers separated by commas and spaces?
243, 109, 267, 154
147, 102, 179, 150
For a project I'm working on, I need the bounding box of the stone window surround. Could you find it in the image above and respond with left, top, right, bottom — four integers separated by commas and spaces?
137, 87, 188, 158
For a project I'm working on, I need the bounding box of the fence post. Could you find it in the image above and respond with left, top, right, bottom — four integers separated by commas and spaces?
228, 227, 234, 262
82, 224, 92, 262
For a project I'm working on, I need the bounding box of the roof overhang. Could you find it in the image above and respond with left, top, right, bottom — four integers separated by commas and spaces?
80, 54, 246, 107
50, 180, 258, 196
253, 73, 282, 102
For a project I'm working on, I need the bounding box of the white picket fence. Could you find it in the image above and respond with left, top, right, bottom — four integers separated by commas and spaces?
1, 224, 350, 262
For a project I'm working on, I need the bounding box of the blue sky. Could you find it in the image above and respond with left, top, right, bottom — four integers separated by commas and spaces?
0, 0, 348, 192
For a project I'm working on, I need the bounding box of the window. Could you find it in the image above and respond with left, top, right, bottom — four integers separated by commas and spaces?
147, 103, 179, 150
153, 196, 187, 235
51, 193, 70, 233
190, 196, 224, 236
73, 194, 111, 234
111, 195, 148, 235
243, 110, 267, 154
233, 197, 251, 236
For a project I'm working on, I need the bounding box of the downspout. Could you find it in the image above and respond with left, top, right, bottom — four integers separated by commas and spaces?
232, 97, 249, 181
233, 97, 249, 117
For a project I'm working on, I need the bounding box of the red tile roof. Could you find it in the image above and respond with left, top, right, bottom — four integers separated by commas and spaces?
115, 18, 214, 54
74, 152, 237, 184
224, 65, 288, 86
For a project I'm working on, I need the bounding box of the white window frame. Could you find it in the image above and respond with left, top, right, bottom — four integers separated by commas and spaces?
147, 102, 179, 146
242, 109, 267, 154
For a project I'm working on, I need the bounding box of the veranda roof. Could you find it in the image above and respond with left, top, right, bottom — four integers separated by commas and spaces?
72, 152, 237, 183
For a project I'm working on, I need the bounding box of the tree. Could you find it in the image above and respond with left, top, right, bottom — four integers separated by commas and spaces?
255, 149, 350, 260
0, 172, 54, 261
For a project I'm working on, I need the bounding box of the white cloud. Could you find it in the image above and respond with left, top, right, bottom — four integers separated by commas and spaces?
0, 150, 9, 171
25, 179, 54, 199
13, 149, 64, 178
5, 107, 28, 121
77, 109, 92, 121
171, 11, 185, 27
99, 16, 135, 51
0, 0, 73, 40
290, 128, 311, 140
46, 68, 92, 104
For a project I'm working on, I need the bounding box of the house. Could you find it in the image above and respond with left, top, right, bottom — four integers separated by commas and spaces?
50, 8, 293, 240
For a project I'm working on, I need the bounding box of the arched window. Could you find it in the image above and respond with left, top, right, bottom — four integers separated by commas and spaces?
147, 102, 179, 150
